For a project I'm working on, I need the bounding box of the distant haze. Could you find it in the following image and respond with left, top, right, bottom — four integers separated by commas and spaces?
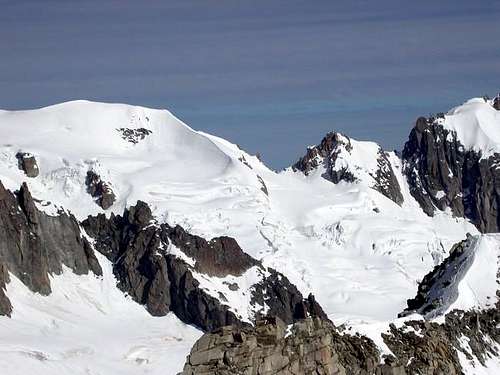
1, 0, 499, 169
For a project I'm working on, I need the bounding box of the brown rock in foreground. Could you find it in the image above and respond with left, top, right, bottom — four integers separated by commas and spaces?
182, 307, 500, 375
182, 317, 381, 375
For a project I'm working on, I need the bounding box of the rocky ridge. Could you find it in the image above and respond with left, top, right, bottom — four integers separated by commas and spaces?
402, 98, 500, 232
81, 201, 327, 332
400, 235, 480, 319
292, 132, 403, 205
183, 244, 500, 375
0, 181, 325, 333
0, 181, 102, 316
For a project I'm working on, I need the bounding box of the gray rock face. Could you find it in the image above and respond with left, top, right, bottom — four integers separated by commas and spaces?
16, 152, 39, 177
403, 115, 500, 232
292, 132, 403, 205
0, 181, 102, 316
400, 235, 478, 319
82, 201, 324, 332
85, 170, 116, 209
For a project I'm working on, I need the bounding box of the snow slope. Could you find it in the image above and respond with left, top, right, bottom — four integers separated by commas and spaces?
0, 253, 201, 375
0, 100, 492, 373
448, 234, 500, 314
0, 100, 235, 217
436, 97, 500, 159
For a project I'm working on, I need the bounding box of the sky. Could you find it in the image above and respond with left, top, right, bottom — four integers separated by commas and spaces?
1, 0, 499, 169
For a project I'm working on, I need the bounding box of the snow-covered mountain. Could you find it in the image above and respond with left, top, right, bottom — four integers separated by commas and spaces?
0, 96, 499, 374
292, 131, 404, 205
403, 97, 500, 232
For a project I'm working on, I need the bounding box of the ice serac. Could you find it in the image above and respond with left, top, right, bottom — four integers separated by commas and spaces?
403, 97, 500, 232
82, 201, 326, 332
0, 181, 102, 315
293, 132, 403, 205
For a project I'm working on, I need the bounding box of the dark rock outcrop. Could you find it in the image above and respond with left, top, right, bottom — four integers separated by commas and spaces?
16, 152, 39, 177
403, 115, 500, 232
293, 132, 403, 205
85, 170, 116, 209
494, 95, 500, 111
165, 225, 259, 277
0, 263, 12, 316
400, 235, 478, 319
0, 181, 102, 315
251, 269, 328, 324
257, 175, 268, 196
82, 201, 323, 331
116, 127, 152, 144
83, 203, 241, 330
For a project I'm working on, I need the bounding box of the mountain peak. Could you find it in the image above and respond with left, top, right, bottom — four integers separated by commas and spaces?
292, 131, 404, 205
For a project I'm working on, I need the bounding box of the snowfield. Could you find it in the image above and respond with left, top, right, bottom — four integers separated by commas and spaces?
0, 253, 201, 375
0, 98, 498, 373
438, 97, 500, 159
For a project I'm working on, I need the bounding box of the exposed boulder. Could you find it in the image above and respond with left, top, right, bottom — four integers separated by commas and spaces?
0, 181, 102, 316
293, 132, 403, 205
403, 115, 500, 232
85, 170, 116, 209
15, 152, 39, 177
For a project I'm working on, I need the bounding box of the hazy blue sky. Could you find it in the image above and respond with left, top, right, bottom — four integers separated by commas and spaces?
1, 1, 499, 168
